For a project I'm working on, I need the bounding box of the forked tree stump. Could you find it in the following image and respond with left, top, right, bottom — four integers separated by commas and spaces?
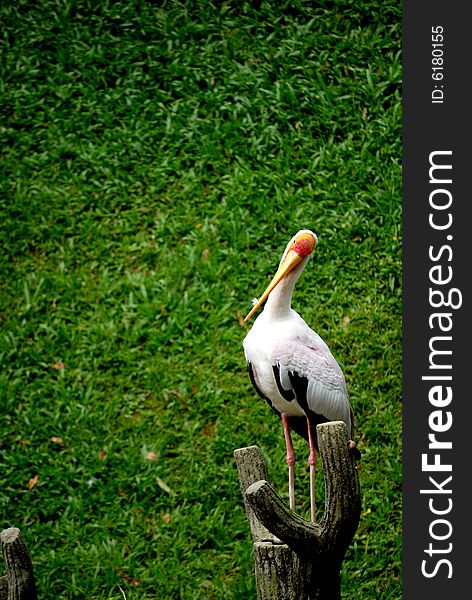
234, 421, 361, 600
0, 528, 37, 600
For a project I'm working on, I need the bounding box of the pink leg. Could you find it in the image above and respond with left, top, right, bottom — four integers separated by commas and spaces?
281, 413, 295, 511
306, 418, 317, 523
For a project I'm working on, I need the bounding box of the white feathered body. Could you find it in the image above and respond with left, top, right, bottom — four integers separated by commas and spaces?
244, 307, 351, 425
243, 230, 355, 442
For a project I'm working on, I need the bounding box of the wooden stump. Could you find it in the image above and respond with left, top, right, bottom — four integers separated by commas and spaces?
0, 528, 38, 600
234, 421, 361, 600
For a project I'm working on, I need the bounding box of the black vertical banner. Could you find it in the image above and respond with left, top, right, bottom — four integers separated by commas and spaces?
403, 2, 470, 598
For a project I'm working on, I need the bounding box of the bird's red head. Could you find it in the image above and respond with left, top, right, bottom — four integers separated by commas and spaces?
244, 230, 318, 321
287, 232, 317, 259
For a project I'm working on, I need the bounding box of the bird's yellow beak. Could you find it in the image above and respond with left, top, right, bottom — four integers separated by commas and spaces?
244, 249, 304, 322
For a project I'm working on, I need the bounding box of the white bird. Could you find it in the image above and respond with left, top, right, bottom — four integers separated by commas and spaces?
243, 229, 358, 522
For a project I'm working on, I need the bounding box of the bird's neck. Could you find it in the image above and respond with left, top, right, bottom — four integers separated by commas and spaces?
264, 271, 298, 319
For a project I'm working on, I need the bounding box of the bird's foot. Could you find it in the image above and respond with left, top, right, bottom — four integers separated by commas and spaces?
260, 535, 284, 545
348, 439, 361, 461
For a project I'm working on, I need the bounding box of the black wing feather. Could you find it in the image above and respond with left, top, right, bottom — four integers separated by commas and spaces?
248, 363, 335, 448
272, 364, 295, 401
288, 370, 330, 448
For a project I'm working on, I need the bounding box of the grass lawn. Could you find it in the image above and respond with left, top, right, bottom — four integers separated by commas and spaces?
1, 1, 401, 598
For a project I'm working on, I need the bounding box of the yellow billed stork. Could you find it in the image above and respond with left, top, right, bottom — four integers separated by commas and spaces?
243, 230, 358, 522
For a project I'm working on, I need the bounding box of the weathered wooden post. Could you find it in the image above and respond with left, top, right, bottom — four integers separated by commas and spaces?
234, 421, 361, 600
0, 528, 38, 600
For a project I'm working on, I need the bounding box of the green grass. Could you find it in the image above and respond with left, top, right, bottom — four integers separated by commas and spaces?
1, 1, 401, 598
